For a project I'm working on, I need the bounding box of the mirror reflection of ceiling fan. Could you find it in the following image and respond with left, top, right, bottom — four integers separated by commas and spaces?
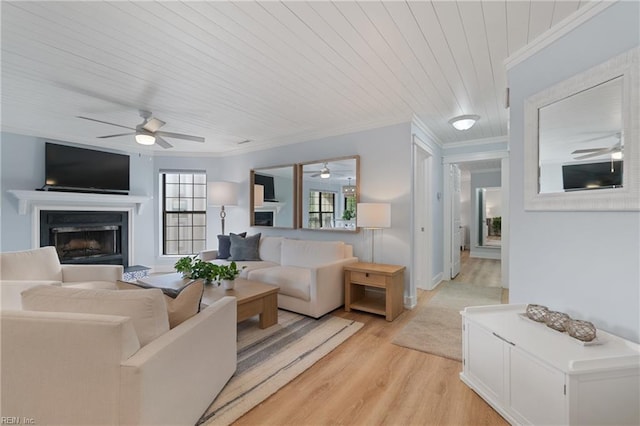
304, 162, 353, 179
571, 132, 623, 160
77, 110, 205, 149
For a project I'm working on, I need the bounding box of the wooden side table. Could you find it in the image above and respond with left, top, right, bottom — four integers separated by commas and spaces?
344, 262, 405, 321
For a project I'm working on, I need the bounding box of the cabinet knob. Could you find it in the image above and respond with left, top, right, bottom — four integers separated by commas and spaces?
365, 272, 369, 277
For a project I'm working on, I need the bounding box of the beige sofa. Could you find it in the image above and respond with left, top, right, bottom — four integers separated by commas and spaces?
1, 296, 236, 425
201, 236, 358, 318
0, 246, 123, 310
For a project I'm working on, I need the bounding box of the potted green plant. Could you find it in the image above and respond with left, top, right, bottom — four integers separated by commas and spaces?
215, 261, 244, 290
174, 256, 217, 284
342, 208, 355, 221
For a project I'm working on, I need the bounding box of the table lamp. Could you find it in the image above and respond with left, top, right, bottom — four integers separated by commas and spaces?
208, 181, 238, 235
356, 203, 391, 263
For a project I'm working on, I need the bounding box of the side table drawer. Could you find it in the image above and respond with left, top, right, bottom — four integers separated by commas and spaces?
350, 271, 386, 286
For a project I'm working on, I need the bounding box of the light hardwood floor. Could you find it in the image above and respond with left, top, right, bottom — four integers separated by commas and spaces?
234, 287, 508, 426
452, 250, 501, 287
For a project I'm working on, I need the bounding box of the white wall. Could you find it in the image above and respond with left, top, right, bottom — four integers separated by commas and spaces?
508, 1, 640, 342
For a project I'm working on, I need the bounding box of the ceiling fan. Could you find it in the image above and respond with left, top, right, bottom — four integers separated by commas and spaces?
571, 132, 623, 160
77, 110, 205, 149
303, 162, 332, 178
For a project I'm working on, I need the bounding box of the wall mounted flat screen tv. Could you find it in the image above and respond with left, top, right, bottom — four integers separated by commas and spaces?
45, 142, 130, 193
562, 160, 622, 191
254, 173, 276, 202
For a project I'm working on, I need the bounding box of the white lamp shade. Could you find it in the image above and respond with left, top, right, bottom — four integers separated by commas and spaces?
356, 203, 391, 228
208, 181, 238, 206
254, 184, 264, 207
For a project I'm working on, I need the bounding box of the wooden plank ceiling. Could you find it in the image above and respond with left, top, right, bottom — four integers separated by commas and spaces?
1, 1, 592, 154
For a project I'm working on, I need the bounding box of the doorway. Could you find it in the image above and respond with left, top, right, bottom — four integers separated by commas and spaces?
443, 154, 509, 289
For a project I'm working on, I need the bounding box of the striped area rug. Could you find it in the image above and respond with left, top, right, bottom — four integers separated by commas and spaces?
198, 310, 363, 425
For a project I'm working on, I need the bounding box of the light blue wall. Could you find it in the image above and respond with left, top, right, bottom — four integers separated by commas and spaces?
0, 133, 156, 266
1, 122, 447, 302
508, 1, 640, 342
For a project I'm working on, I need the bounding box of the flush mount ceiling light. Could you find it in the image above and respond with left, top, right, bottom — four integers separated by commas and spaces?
449, 114, 480, 131
320, 163, 331, 179
135, 132, 156, 145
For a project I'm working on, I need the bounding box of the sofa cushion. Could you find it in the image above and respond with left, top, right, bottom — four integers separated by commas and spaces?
116, 280, 204, 328
229, 233, 261, 261
208, 259, 277, 278
21, 285, 170, 346
216, 232, 247, 259
0, 246, 63, 281
259, 236, 283, 264
281, 239, 345, 268
248, 266, 311, 302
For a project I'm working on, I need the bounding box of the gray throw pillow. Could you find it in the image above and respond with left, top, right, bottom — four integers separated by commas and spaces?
217, 232, 247, 259
229, 233, 261, 261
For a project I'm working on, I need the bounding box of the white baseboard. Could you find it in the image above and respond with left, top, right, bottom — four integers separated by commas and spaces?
404, 294, 417, 309
431, 272, 444, 289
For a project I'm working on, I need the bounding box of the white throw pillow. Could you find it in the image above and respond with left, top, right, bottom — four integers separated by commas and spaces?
281, 239, 345, 268
21, 285, 170, 346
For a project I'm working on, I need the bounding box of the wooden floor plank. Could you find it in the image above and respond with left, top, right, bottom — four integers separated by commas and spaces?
234, 280, 508, 426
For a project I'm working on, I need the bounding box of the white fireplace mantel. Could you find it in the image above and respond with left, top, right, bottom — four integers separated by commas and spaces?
8, 190, 151, 215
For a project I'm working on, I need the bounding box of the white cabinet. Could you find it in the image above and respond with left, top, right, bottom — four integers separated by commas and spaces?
461, 304, 640, 425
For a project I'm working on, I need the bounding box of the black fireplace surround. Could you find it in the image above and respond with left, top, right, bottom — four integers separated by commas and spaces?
40, 210, 128, 268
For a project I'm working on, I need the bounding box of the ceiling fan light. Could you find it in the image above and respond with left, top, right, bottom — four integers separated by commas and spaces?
449, 114, 480, 131
320, 164, 330, 179
135, 133, 156, 145
611, 151, 623, 160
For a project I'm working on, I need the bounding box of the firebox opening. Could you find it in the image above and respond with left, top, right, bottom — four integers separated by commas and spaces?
40, 210, 129, 268
53, 225, 120, 262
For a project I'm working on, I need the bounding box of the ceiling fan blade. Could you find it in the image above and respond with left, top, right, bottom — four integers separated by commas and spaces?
97, 132, 136, 139
575, 147, 614, 160
142, 117, 165, 133
572, 147, 606, 154
155, 131, 204, 143
77, 116, 136, 131
154, 136, 173, 149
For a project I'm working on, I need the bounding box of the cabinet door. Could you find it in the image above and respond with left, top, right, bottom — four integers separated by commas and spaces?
466, 322, 505, 403
509, 347, 566, 425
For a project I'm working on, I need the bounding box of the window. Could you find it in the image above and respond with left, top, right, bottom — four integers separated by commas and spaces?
162, 172, 206, 255
308, 191, 335, 228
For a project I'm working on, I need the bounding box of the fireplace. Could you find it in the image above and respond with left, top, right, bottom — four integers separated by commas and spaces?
254, 211, 274, 227
40, 211, 128, 267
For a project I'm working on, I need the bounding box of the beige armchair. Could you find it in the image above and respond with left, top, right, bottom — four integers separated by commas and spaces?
0, 246, 123, 310
1, 296, 237, 425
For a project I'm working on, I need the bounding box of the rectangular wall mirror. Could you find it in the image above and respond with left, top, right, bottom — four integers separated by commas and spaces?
299, 156, 359, 232
524, 47, 639, 210
250, 165, 297, 229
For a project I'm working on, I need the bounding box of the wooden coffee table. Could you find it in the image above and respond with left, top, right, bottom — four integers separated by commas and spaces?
203, 278, 279, 329
138, 274, 279, 329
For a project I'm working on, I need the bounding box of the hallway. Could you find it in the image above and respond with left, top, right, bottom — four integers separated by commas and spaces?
451, 249, 508, 302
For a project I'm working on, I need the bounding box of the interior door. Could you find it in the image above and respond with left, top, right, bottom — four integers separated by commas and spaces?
451, 165, 461, 278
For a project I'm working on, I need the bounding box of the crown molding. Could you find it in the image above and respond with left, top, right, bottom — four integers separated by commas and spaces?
505, 1, 618, 71
411, 114, 443, 148
442, 135, 508, 150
